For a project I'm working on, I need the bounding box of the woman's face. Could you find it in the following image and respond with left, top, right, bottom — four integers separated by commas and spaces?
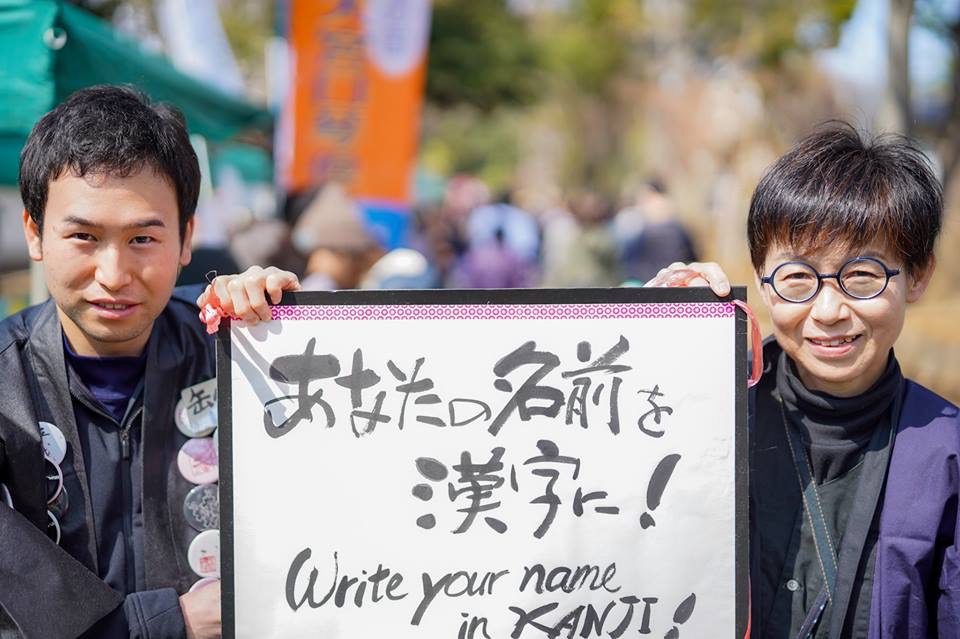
757, 242, 934, 397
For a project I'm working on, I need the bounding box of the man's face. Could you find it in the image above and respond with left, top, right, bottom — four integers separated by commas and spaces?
23, 169, 193, 357
757, 241, 933, 397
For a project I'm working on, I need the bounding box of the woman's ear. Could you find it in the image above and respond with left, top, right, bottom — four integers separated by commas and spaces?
755, 271, 773, 309
906, 256, 936, 304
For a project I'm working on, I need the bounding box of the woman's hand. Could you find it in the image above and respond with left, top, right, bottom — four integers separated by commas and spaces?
644, 261, 731, 297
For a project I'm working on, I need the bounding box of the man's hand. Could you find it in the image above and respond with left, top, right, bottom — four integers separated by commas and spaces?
180, 580, 221, 639
197, 266, 301, 323
644, 261, 731, 296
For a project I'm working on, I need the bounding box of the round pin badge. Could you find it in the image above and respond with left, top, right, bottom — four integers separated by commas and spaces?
47, 510, 61, 545
44, 455, 64, 505
188, 529, 220, 578
175, 400, 217, 438
183, 484, 219, 532
177, 438, 219, 485
189, 577, 219, 593
39, 422, 67, 465
48, 484, 69, 520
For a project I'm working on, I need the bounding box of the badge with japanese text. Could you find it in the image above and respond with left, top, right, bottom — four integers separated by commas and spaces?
218, 288, 749, 639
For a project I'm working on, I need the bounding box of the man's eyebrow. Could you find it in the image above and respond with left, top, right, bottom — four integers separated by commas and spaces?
61, 215, 166, 230
123, 218, 166, 230
61, 215, 102, 228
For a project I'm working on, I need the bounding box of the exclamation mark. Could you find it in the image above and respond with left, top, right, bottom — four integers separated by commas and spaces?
639, 454, 681, 529
664, 593, 696, 638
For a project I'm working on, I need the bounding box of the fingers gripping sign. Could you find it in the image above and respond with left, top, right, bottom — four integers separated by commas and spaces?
645, 262, 731, 297
197, 266, 301, 334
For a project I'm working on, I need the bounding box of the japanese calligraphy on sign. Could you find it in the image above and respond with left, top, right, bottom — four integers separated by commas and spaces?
218, 288, 748, 639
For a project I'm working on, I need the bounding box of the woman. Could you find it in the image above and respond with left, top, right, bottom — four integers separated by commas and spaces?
651, 123, 960, 637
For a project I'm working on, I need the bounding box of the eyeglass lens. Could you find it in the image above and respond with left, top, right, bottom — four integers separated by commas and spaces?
771, 263, 819, 301
838, 258, 889, 298
772, 258, 890, 301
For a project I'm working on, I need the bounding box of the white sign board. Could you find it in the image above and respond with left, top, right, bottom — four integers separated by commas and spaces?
219, 289, 748, 638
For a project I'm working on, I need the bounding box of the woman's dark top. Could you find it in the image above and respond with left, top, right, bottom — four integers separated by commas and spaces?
751, 341, 902, 638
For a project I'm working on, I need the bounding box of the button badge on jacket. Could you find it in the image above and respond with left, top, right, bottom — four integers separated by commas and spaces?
183, 484, 219, 532
177, 379, 222, 587
177, 437, 218, 485
175, 379, 217, 438
188, 529, 220, 578
39, 421, 67, 465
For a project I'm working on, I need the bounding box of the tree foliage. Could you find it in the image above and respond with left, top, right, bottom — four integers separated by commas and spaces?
426, 0, 542, 111
687, 0, 857, 66
533, 0, 641, 95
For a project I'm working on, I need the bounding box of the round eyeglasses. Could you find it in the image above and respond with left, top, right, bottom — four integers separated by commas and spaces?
760, 256, 901, 303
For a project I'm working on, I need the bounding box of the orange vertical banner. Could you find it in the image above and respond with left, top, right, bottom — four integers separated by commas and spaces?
282, 0, 430, 247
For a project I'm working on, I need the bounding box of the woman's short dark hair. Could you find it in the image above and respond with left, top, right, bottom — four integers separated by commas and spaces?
18, 84, 200, 240
747, 122, 942, 275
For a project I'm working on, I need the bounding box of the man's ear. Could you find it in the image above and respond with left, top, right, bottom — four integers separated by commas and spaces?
906, 256, 936, 304
22, 210, 42, 262
179, 217, 195, 267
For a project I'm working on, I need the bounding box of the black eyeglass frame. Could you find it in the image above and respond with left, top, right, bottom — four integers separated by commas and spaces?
760, 256, 902, 303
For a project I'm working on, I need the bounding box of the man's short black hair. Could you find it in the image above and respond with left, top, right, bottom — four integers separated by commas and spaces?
19, 84, 200, 239
747, 121, 942, 275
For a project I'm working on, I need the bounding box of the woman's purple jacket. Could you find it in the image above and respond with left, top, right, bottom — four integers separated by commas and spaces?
867, 380, 960, 637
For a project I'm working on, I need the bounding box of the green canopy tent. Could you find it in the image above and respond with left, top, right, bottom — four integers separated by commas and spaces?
0, 0, 272, 185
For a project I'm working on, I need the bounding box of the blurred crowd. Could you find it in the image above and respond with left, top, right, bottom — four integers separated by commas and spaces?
185, 175, 699, 294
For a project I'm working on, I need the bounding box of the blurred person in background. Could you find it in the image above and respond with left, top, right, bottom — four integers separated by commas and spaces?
450, 226, 534, 289
0, 85, 299, 639
409, 203, 462, 287
175, 247, 240, 289
614, 177, 698, 285
432, 175, 489, 285
451, 188, 540, 288
360, 247, 439, 290
175, 159, 245, 287
293, 183, 384, 290
465, 190, 541, 265
651, 123, 958, 637
224, 186, 317, 281
538, 188, 579, 288
542, 190, 619, 288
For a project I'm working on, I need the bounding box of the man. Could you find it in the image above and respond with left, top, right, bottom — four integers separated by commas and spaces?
0, 85, 298, 638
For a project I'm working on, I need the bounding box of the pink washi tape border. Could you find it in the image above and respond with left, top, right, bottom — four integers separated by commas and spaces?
270, 302, 736, 321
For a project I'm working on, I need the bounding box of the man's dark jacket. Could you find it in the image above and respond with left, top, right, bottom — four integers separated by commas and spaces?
0, 287, 214, 638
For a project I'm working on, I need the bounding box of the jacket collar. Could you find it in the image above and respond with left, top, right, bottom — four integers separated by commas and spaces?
24, 300, 103, 572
